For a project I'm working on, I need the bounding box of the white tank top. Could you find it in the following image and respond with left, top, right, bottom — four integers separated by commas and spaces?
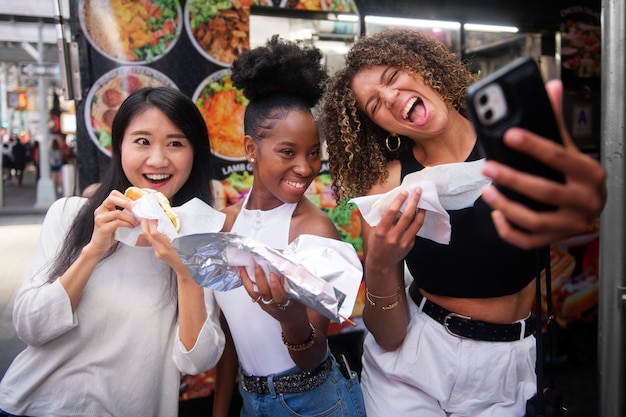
213, 190, 299, 376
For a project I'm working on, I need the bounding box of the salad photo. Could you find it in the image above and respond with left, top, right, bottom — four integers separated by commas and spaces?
80, 0, 182, 64
307, 173, 363, 257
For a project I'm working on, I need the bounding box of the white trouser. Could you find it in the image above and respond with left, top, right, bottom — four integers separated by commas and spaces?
361, 289, 537, 417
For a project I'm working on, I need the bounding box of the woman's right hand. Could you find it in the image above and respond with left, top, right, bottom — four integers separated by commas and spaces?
480, 80, 607, 249
364, 187, 425, 273
361, 187, 424, 351
59, 190, 139, 311
89, 190, 139, 255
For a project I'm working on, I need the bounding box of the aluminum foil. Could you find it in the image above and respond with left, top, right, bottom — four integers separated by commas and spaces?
172, 233, 363, 323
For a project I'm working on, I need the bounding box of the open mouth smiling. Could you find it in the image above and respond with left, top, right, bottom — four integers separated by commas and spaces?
145, 174, 171, 183
285, 179, 307, 189
401, 97, 424, 122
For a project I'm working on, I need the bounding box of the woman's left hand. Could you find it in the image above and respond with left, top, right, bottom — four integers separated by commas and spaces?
140, 218, 187, 274
141, 218, 208, 350
240, 262, 328, 370
481, 80, 606, 249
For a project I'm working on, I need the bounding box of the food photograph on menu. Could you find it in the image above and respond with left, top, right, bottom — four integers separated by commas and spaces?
85, 66, 178, 156
254, 0, 357, 11
192, 69, 248, 161
80, 0, 182, 64
185, 0, 252, 66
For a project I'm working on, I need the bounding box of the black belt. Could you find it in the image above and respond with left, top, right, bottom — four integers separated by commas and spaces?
409, 283, 534, 342
240, 356, 332, 395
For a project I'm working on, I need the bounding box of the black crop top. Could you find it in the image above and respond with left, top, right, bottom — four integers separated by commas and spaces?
401, 144, 538, 298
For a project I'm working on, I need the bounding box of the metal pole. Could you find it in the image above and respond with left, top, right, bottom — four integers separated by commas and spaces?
35, 21, 56, 209
598, 0, 626, 416
0, 62, 11, 207
53, 0, 73, 101
0, 63, 6, 208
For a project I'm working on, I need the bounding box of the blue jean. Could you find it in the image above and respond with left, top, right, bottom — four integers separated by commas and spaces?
0, 409, 22, 417
238, 356, 366, 417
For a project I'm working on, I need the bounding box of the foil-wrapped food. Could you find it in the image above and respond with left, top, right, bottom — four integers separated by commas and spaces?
172, 232, 363, 323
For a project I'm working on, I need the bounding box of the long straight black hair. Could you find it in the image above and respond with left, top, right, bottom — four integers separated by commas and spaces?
47, 87, 214, 282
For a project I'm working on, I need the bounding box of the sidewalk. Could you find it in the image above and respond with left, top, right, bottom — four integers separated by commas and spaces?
1, 167, 51, 216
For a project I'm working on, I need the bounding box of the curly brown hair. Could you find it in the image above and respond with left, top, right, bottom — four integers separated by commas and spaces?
320, 28, 478, 202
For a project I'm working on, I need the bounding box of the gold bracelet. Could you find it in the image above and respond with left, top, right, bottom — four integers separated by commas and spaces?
366, 287, 401, 310
366, 286, 401, 299
281, 323, 316, 351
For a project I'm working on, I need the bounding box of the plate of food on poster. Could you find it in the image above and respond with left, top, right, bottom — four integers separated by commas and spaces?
283, 0, 357, 12
80, 0, 182, 64
561, 20, 601, 78
211, 171, 253, 210
306, 173, 363, 257
85, 66, 178, 157
254, 0, 357, 11
185, 0, 252, 67
192, 69, 249, 161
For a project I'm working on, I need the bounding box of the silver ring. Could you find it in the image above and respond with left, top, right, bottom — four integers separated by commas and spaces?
251, 295, 262, 303
277, 299, 291, 310
261, 298, 274, 305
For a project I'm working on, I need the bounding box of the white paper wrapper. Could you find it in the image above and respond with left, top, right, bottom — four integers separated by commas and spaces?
115, 196, 226, 246
350, 159, 491, 245
172, 232, 363, 323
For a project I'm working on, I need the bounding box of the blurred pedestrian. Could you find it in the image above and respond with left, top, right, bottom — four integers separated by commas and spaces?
32, 140, 40, 180
49, 138, 64, 195
2, 142, 12, 184
10, 138, 27, 186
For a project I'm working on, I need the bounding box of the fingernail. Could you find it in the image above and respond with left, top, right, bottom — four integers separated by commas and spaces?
482, 186, 496, 202
491, 210, 504, 225
506, 129, 524, 145
482, 162, 498, 178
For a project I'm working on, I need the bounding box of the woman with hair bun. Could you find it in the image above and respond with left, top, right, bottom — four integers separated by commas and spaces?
212, 36, 366, 417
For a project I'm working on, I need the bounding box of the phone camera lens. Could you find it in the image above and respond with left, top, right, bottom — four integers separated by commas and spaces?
479, 94, 489, 105
484, 109, 493, 120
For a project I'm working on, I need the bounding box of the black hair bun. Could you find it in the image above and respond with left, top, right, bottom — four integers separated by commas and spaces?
231, 35, 328, 108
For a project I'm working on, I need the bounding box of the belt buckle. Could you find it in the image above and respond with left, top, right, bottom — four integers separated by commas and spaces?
443, 312, 472, 339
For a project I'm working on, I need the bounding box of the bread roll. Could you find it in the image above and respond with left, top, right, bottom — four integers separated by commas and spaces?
125, 186, 180, 231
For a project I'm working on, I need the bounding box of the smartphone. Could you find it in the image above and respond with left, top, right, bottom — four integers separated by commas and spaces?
466, 57, 565, 211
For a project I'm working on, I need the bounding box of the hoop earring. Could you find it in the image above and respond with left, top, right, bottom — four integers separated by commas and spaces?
385, 134, 401, 152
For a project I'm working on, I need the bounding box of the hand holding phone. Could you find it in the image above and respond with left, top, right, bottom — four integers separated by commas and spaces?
466, 57, 565, 211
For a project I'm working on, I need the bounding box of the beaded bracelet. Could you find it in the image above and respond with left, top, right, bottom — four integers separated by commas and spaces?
366, 286, 402, 310
282, 323, 316, 351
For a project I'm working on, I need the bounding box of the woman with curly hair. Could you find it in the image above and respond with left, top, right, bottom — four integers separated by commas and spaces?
211, 36, 365, 417
320, 28, 606, 416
